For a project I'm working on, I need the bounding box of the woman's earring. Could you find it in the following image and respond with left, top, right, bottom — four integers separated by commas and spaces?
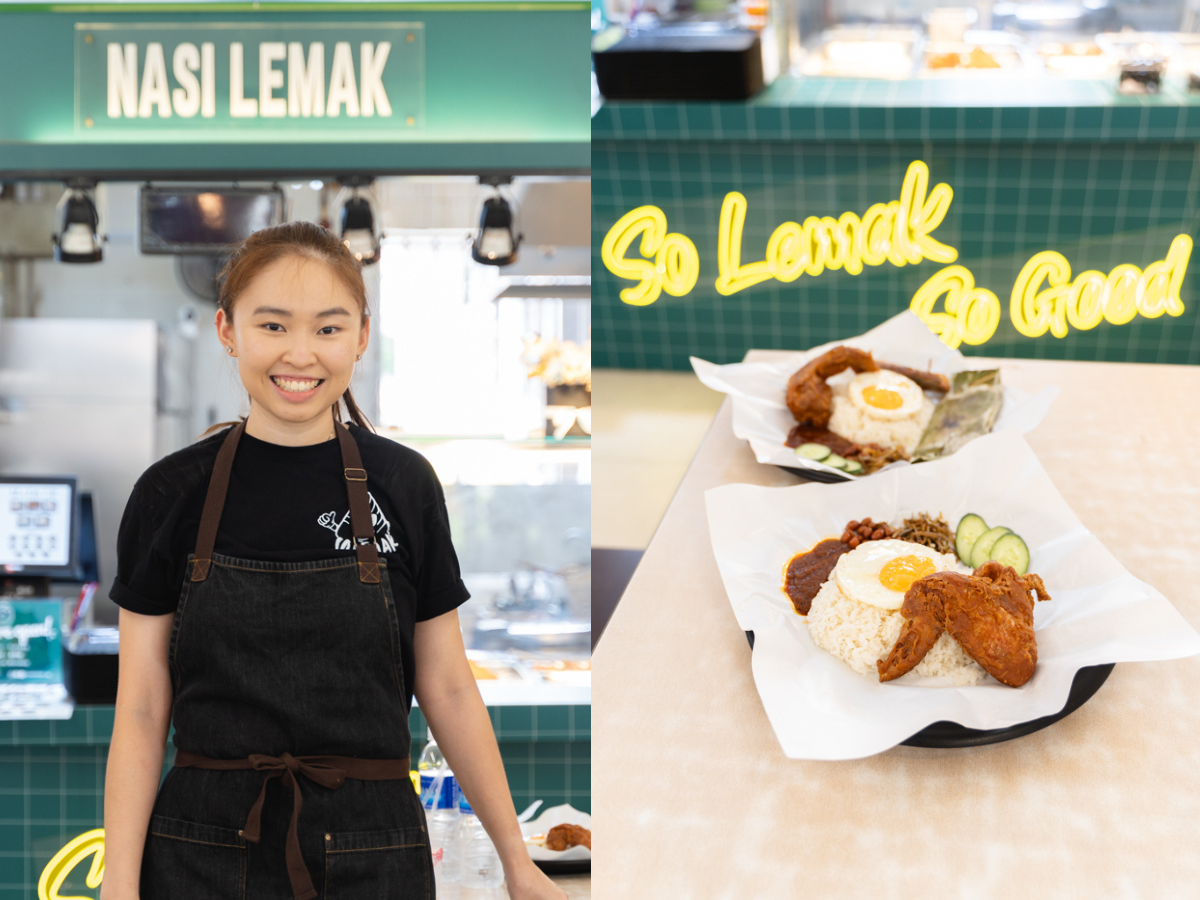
227, 346, 235, 355
356, 355, 362, 361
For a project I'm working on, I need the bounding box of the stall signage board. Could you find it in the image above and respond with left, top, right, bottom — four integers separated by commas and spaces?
0, 7, 590, 174
75, 22, 424, 136
0, 599, 63, 685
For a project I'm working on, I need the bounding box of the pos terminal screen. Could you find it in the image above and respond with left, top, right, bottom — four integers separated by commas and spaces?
0, 478, 75, 572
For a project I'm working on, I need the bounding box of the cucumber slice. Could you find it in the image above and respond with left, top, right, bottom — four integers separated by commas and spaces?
824, 454, 848, 470
954, 514, 989, 562
969, 526, 1012, 568
989, 533, 1030, 574
795, 443, 831, 461
842, 460, 864, 475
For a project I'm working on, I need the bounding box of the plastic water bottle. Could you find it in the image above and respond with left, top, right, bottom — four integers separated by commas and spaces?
418, 735, 461, 897
457, 796, 504, 894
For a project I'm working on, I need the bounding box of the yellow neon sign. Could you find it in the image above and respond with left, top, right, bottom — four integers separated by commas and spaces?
1007, 235, 1192, 339
600, 159, 1193, 346
601, 160, 957, 302
909, 265, 1001, 349
599, 205, 699, 306
38, 829, 105, 900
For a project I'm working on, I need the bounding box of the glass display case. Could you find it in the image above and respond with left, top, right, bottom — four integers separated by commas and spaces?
377, 223, 591, 707
395, 436, 591, 706
793, 0, 1197, 87
598, 0, 1200, 91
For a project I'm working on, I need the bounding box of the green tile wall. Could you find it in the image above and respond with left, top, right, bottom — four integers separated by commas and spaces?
593, 87, 1200, 369
0, 704, 589, 900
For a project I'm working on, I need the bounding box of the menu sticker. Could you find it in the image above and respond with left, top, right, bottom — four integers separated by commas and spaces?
1, 483, 72, 570
0, 600, 64, 685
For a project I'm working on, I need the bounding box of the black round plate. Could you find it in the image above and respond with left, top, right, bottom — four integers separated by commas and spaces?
744, 631, 1114, 748
533, 859, 590, 875
775, 463, 851, 483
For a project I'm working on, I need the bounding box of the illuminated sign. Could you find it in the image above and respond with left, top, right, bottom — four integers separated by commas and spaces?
714, 161, 956, 294
1009, 237, 1192, 339
602, 161, 954, 305
75, 23, 424, 134
38, 830, 104, 900
599, 205, 699, 306
600, 160, 1192, 346
909, 265, 1000, 349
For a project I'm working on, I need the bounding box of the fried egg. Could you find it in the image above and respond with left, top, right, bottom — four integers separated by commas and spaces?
846, 370, 926, 422
834, 539, 947, 610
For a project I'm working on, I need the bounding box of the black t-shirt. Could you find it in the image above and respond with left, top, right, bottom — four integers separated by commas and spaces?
110, 423, 470, 709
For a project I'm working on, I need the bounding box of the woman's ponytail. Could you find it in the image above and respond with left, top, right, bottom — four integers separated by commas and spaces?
337, 389, 372, 430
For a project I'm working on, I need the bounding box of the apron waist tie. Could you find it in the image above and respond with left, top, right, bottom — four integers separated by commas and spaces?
174, 749, 411, 900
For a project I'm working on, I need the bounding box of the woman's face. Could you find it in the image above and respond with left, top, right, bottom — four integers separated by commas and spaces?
216, 255, 369, 438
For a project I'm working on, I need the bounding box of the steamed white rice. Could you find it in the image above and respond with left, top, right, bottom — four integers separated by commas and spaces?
827, 382, 935, 455
805, 550, 985, 686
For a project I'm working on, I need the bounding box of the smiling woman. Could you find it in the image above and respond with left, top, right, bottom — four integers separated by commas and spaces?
214, 221, 371, 446
101, 222, 566, 900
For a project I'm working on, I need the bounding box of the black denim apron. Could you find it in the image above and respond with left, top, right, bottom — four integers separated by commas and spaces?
140, 421, 433, 900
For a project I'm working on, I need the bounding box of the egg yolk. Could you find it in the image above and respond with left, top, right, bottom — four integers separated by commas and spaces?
878, 555, 937, 592
862, 386, 904, 410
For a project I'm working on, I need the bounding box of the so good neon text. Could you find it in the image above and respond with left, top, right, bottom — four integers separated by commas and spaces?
599, 159, 1192, 346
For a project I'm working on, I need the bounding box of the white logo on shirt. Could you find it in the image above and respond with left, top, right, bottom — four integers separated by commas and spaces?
317, 491, 398, 553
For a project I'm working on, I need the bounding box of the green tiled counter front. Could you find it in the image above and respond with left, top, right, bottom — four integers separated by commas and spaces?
0, 704, 589, 900
593, 77, 1200, 369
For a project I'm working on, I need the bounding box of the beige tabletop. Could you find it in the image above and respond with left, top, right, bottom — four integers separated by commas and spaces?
593, 356, 1200, 900
491, 873, 587, 899
551, 873, 590, 899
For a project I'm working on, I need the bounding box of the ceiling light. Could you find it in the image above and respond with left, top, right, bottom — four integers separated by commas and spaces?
472, 178, 522, 267
340, 191, 380, 266
53, 184, 103, 264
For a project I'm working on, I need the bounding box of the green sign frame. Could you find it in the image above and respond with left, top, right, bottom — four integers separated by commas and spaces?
0, 2, 590, 176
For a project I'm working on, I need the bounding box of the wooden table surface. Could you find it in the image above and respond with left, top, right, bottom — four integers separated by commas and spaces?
592, 357, 1200, 900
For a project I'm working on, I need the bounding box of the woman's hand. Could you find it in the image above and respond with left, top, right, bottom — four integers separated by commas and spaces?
504, 856, 570, 900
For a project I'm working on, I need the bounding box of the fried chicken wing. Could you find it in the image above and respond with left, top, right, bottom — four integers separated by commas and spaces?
876, 561, 1051, 687
785, 346, 878, 428
545, 823, 591, 851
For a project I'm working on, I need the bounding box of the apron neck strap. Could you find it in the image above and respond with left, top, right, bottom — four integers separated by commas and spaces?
190, 419, 382, 585
191, 421, 245, 582
334, 421, 383, 584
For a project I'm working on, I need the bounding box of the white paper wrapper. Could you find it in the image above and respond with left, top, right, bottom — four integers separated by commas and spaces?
521, 804, 591, 863
705, 429, 1200, 760
691, 310, 1060, 477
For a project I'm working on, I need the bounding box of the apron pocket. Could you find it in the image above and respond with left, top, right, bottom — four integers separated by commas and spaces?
324, 826, 433, 900
141, 814, 246, 900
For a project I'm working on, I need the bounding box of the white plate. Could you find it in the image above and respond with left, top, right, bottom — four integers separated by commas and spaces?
691, 310, 1059, 479
704, 430, 1200, 760
520, 804, 591, 862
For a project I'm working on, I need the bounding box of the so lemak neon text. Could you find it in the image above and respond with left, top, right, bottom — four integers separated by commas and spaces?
599, 160, 1192, 347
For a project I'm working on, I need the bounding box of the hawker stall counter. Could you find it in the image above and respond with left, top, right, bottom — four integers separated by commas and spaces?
594, 76, 1200, 142
592, 78, 1200, 371
0, 703, 589, 899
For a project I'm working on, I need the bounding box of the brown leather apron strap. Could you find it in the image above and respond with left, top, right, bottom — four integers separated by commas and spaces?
191, 419, 381, 584
334, 421, 383, 584
174, 749, 411, 900
191, 421, 246, 582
